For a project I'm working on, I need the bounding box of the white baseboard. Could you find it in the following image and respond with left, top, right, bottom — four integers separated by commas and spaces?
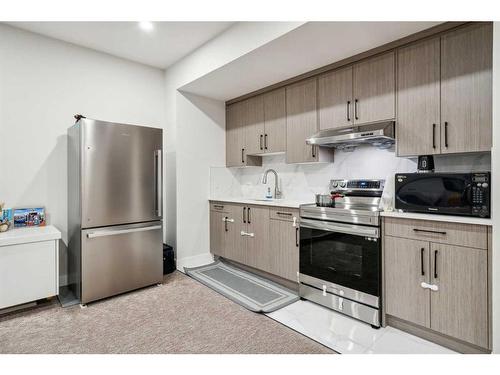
176, 252, 214, 273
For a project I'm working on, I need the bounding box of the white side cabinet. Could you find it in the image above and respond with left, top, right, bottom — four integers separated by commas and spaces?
0, 225, 61, 309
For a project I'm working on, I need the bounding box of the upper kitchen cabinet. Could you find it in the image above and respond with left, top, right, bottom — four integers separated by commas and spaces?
441, 23, 493, 154
397, 23, 492, 156
286, 78, 334, 164
262, 88, 286, 153
242, 95, 265, 155
397, 37, 441, 156
318, 66, 353, 130
353, 51, 396, 125
226, 101, 262, 167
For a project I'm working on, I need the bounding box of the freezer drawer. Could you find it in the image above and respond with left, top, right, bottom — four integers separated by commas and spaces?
81, 221, 163, 304
81, 119, 163, 228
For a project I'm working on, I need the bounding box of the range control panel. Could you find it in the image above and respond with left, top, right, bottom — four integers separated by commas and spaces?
471, 173, 490, 217
330, 179, 385, 191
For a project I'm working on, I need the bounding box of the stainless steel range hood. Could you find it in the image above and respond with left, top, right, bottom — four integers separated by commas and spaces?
306, 121, 395, 151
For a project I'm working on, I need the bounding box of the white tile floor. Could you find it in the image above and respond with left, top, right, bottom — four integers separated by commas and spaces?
267, 300, 456, 354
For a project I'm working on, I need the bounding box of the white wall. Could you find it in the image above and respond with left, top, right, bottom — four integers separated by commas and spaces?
210, 150, 491, 203
163, 22, 304, 268
491, 22, 500, 354
0, 24, 166, 284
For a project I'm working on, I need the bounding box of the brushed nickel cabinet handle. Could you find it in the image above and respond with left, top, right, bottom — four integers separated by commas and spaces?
276, 212, 292, 216
347, 101, 351, 122
264, 134, 268, 150
260, 134, 263, 150
354, 99, 359, 120
295, 227, 299, 247
248, 207, 251, 223
224, 216, 228, 232
243, 207, 246, 223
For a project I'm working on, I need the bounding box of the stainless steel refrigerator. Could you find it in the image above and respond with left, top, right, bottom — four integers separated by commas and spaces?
67, 117, 163, 304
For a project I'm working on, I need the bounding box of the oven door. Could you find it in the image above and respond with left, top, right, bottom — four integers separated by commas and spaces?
299, 218, 380, 298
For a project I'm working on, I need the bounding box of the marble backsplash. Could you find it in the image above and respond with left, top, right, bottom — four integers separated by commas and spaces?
210, 145, 491, 203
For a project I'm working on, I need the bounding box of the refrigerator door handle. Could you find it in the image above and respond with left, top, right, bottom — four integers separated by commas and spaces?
87, 225, 162, 239
155, 149, 162, 217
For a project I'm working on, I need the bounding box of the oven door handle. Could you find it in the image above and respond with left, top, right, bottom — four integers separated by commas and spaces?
300, 218, 379, 238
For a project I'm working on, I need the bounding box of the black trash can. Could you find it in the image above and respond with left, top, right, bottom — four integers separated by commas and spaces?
163, 244, 176, 274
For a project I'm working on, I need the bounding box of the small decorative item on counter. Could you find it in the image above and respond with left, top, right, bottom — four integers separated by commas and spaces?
0, 203, 13, 232
13, 207, 46, 228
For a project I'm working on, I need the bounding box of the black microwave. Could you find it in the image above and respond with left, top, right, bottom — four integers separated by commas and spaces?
395, 172, 490, 218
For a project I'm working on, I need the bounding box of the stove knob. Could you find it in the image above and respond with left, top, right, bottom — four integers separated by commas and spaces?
331, 181, 338, 188
339, 181, 346, 188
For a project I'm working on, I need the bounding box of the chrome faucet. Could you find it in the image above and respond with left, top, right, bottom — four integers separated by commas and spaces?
262, 169, 282, 199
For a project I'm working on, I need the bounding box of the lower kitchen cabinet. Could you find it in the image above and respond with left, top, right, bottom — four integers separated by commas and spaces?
430, 243, 488, 348
384, 236, 431, 328
244, 205, 270, 271
269, 218, 299, 281
209, 202, 299, 282
383, 217, 490, 352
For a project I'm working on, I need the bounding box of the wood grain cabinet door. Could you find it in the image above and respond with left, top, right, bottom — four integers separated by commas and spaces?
210, 210, 226, 257
430, 243, 488, 348
384, 236, 431, 328
242, 95, 265, 155
244, 206, 270, 272
353, 51, 396, 125
441, 23, 493, 154
397, 37, 441, 157
226, 102, 246, 167
286, 78, 318, 163
222, 205, 247, 265
318, 66, 353, 130
269, 219, 299, 281
263, 88, 286, 153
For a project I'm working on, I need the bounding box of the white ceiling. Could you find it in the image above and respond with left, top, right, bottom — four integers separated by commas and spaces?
180, 22, 442, 101
5, 21, 234, 69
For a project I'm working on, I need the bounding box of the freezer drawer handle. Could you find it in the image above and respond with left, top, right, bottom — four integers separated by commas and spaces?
87, 225, 162, 239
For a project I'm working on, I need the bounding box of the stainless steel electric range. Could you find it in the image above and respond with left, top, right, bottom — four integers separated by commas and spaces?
299, 179, 384, 328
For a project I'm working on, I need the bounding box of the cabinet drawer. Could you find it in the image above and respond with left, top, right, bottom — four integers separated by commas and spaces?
210, 202, 230, 213
269, 207, 299, 222
384, 217, 487, 249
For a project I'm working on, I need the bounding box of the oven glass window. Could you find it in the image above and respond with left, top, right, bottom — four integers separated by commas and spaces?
300, 226, 380, 297
396, 176, 471, 210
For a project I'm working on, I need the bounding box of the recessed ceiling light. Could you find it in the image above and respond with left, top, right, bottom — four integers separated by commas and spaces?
138, 21, 154, 32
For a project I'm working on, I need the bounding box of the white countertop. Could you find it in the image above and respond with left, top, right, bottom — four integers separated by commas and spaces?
381, 211, 492, 226
209, 197, 314, 209
0, 225, 62, 247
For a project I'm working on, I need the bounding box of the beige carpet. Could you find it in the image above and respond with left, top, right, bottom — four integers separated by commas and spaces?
0, 271, 333, 354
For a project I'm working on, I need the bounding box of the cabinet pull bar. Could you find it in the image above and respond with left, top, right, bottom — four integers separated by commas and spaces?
213, 204, 224, 209
434, 250, 438, 279
224, 216, 228, 232
264, 134, 268, 150
312, 145, 316, 158
248, 207, 251, 223
241, 148, 245, 163
260, 134, 263, 150
432, 124, 436, 149
347, 101, 351, 121
243, 207, 246, 223
276, 212, 292, 216
295, 227, 299, 247
413, 228, 447, 235
444, 122, 448, 148
420, 247, 425, 276
354, 99, 359, 120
